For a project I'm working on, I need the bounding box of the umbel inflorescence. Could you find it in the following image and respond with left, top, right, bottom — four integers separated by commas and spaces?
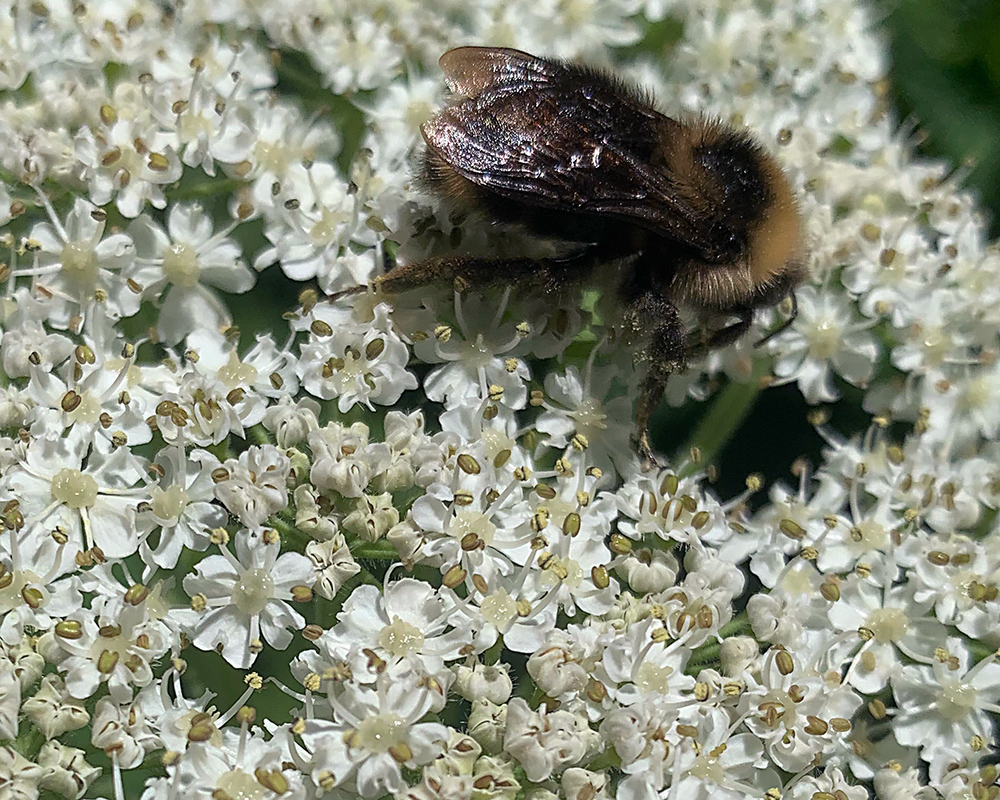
0, 1, 997, 800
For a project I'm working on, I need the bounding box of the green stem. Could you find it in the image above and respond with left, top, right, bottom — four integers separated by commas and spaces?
677, 361, 770, 473
349, 540, 399, 560
271, 514, 310, 550
686, 614, 752, 670
166, 176, 246, 201
482, 636, 505, 666
587, 748, 622, 771
248, 424, 273, 446
719, 612, 750, 638
14, 721, 46, 760
974, 506, 997, 540
964, 632, 999, 663
356, 564, 384, 587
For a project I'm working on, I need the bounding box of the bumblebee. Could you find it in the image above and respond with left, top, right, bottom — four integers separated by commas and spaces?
335, 46, 805, 463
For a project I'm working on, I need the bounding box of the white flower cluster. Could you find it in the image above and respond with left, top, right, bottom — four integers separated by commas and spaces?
0, 1, 997, 800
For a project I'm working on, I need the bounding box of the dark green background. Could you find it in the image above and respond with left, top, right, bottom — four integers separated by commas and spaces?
888, 0, 1000, 236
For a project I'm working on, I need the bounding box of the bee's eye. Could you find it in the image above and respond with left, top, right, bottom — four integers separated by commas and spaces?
695, 139, 768, 226
701, 224, 744, 264
724, 231, 745, 260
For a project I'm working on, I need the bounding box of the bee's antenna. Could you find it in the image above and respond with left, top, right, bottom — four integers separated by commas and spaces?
755, 290, 798, 347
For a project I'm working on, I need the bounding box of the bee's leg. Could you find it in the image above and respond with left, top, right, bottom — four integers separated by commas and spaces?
545, 243, 600, 267
328, 255, 582, 301
634, 378, 665, 469
754, 292, 797, 346
687, 310, 754, 360
625, 292, 687, 469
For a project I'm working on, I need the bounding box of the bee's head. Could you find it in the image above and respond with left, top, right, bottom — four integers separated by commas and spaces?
668, 121, 805, 311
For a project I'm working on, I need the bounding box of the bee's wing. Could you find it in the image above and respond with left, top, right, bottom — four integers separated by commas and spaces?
423, 50, 717, 253
437, 47, 559, 97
